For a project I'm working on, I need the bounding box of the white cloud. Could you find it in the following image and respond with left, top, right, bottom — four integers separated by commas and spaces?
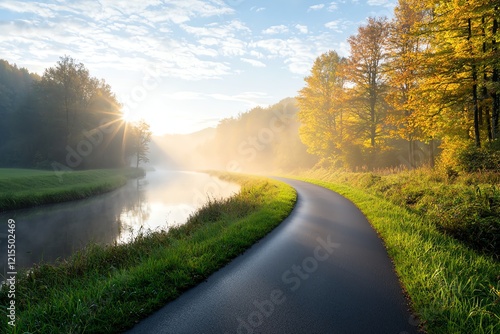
181, 20, 251, 37
0, 0, 356, 91
262, 25, 289, 35
324, 19, 351, 33
0, 0, 240, 80
308, 4, 325, 11
367, 0, 392, 7
328, 2, 338, 11
295, 24, 308, 34
250, 37, 315, 75
248, 30, 349, 75
325, 20, 341, 31
250, 6, 265, 12
249, 50, 265, 59
241, 58, 266, 68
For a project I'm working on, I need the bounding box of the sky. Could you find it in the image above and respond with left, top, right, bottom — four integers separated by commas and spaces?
0, 0, 396, 135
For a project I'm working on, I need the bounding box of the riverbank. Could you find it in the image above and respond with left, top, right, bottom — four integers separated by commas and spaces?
0, 174, 297, 333
0, 168, 144, 212
290, 170, 500, 333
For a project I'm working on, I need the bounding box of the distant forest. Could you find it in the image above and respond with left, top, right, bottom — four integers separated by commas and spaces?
0, 57, 141, 170
199, 98, 317, 172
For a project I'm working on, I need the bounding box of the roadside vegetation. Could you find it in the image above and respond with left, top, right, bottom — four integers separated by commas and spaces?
0, 168, 144, 212
0, 174, 296, 333
292, 169, 500, 333
299, 168, 500, 259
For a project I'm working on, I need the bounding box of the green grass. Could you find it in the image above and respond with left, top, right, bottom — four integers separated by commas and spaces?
0, 167, 144, 211
291, 175, 500, 334
297, 168, 500, 259
0, 174, 297, 333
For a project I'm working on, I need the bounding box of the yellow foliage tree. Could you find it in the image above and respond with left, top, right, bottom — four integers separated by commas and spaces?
345, 17, 390, 150
297, 51, 347, 161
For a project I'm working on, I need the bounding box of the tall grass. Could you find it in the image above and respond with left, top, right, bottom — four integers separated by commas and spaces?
0, 175, 296, 333
298, 168, 500, 259
0, 168, 144, 211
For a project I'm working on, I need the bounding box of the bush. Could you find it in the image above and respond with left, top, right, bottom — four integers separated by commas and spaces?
457, 143, 500, 173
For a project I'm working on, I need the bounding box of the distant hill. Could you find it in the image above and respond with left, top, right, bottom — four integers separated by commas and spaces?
148, 127, 217, 170
195, 98, 317, 173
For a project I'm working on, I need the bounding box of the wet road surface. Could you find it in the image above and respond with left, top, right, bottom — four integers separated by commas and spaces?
126, 178, 420, 334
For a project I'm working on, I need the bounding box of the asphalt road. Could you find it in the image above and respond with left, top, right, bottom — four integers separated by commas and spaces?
126, 178, 420, 334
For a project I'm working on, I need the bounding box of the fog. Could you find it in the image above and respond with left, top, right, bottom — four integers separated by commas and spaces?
146, 98, 318, 173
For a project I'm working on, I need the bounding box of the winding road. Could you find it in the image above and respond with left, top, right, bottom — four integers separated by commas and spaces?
126, 178, 420, 334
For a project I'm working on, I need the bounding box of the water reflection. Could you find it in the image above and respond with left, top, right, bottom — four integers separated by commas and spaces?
0, 170, 239, 275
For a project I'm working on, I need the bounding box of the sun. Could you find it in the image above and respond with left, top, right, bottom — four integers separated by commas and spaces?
122, 111, 140, 124
121, 110, 137, 123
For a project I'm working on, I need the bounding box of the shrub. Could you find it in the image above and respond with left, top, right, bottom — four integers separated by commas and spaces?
457, 143, 500, 173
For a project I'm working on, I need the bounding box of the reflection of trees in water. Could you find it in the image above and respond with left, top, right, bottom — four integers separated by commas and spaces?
116, 177, 151, 243
0, 179, 151, 272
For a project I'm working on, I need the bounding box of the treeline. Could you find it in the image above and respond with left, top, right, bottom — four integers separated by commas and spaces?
0, 56, 143, 170
298, 0, 500, 172
199, 98, 317, 172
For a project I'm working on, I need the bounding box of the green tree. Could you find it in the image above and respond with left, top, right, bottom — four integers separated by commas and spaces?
0, 60, 39, 166
131, 120, 152, 168
35, 56, 126, 168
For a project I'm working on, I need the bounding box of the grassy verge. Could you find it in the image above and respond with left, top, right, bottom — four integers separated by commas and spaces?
0, 174, 297, 333
298, 168, 500, 259
292, 175, 500, 333
0, 167, 144, 212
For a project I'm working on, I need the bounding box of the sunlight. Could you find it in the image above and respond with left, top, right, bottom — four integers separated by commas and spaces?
121, 110, 138, 124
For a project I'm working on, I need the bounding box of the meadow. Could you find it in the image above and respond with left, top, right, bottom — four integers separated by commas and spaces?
0, 168, 144, 212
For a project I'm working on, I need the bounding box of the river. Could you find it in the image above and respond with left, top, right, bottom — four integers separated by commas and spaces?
0, 170, 240, 276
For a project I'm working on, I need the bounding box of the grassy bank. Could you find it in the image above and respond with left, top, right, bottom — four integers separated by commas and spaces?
0, 167, 144, 212
299, 169, 500, 259
0, 174, 296, 333
292, 172, 500, 333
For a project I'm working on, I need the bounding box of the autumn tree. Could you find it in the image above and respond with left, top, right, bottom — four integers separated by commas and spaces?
345, 17, 390, 153
297, 51, 347, 162
421, 1, 500, 145
403, 0, 500, 170
386, 0, 432, 167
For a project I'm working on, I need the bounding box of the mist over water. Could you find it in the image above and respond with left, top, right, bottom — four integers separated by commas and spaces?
0, 170, 239, 276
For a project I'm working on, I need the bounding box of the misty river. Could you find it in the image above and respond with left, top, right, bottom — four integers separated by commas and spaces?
0, 170, 240, 276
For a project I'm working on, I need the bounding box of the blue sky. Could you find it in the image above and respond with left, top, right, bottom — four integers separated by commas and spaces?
0, 0, 396, 134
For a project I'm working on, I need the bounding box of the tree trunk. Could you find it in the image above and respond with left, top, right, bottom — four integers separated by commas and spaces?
370, 75, 377, 147
469, 18, 481, 147
492, 8, 499, 140
429, 139, 435, 168
409, 138, 414, 169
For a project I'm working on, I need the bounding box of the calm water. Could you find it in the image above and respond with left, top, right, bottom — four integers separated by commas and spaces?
0, 170, 239, 276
